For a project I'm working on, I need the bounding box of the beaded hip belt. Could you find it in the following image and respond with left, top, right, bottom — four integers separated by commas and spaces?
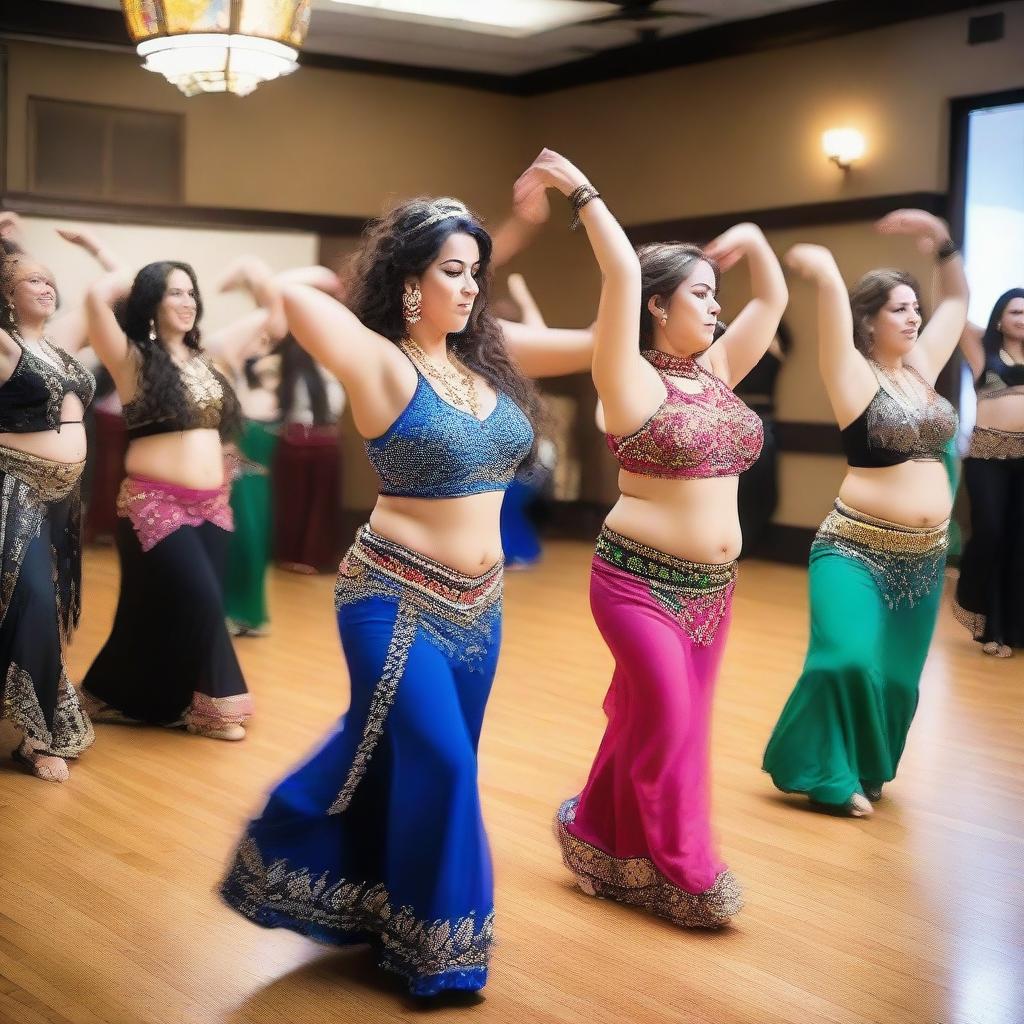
328, 524, 503, 816
0, 445, 84, 503
967, 426, 1024, 461
337, 524, 503, 615
595, 525, 736, 594
813, 499, 947, 608
595, 525, 736, 647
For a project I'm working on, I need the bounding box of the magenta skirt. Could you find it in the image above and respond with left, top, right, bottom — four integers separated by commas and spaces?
556, 526, 743, 928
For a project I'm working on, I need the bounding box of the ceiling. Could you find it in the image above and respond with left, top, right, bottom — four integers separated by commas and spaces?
48, 0, 831, 76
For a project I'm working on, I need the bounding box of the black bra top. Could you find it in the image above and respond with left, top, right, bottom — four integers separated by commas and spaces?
123, 353, 239, 441
976, 357, 1024, 397
0, 336, 96, 434
840, 365, 958, 468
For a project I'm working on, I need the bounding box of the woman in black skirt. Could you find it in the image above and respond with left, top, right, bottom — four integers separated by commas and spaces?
954, 288, 1024, 657
80, 261, 254, 739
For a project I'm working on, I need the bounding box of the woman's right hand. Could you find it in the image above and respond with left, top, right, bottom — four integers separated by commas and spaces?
784, 243, 840, 284
513, 149, 590, 207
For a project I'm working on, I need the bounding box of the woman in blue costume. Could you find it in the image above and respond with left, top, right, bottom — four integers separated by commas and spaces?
220, 191, 593, 995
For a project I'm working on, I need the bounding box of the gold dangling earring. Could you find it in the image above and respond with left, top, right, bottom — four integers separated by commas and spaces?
149, 319, 158, 342
402, 285, 422, 326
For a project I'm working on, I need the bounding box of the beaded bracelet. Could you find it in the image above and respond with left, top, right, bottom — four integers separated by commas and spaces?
569, 183, 600, 230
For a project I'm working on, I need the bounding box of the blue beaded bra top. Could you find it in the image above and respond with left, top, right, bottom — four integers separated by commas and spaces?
365, 364, 534, 499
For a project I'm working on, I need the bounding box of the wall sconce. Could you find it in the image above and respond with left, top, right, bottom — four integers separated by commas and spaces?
822, 128, 866, 171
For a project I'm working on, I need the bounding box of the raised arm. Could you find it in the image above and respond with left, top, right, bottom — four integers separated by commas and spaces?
958, 320, 986, 380
513, 149, 656, 433
49, 226, 124, 353
507, 273, 546, 328
876, 210, 969, 386
85, 269, 134, 374
498, 273, 593, 378
280, 281, 410, 438
490, 190, 548, 269
785, 244, 876, 429
702, 223, 788, 388
208, 256, 292, 372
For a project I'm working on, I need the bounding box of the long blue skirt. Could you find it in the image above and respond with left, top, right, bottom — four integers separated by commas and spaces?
221, 525, 503, 995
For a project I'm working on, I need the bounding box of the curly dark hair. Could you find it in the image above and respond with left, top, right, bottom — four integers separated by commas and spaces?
637, 242, 720, 350
119, 261, 240, 441
849, 269, 923, 356
980, 287, 1024, 372
343, 197, 544, 449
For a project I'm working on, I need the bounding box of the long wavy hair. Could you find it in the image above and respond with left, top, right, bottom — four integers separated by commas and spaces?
980, 287, 1024, 370
343, 197, 544, 448
120, 261, 240, 440
849, 269, 923, 356
636, 242, 720, 350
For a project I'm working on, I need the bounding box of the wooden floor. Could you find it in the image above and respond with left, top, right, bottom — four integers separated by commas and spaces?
1, 541, 1022, 1024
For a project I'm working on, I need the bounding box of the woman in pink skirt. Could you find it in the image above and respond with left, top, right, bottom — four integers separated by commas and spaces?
515, 150, 787, 927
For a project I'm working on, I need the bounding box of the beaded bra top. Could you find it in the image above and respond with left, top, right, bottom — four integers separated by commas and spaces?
0, 335, 95, 434
365, 367, 534, 498
840, 363, 957, 468
606, 349, 764, 480
123, 353, 239, 441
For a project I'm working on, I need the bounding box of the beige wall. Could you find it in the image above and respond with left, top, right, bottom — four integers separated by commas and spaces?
4, 39, 531, 223
4, 5, 1022, 528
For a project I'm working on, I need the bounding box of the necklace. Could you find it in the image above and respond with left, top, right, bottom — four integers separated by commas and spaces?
13, 330, 63, 372
643, 347, 704, 380
400, 336, 481, 418
869, 359, 928, 414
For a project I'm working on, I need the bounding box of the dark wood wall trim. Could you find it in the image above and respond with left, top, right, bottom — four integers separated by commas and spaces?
0, 0, 998, 98
1, 191, 367, 235
627, 192, 948, 245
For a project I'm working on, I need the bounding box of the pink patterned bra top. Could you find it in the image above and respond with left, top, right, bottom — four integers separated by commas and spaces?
607, 348, 764, 479
116, 474, 234, 552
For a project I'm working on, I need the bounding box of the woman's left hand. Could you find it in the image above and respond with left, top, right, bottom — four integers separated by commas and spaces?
704, 222, 765, 271
513, 149, 590, 208
875, 209, 950, 254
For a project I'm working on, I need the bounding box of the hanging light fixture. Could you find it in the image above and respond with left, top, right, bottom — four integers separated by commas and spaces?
121, 1, 312, 97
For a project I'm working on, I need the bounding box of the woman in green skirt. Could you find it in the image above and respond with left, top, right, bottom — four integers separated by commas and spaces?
764, 210, 968, 817
213, 262, 343, 635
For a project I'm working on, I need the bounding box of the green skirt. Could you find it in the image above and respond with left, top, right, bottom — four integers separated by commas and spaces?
225, 420, 279, 632
762, 501, 948, 805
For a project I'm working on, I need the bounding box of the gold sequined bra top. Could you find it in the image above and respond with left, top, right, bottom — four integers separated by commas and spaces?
606, 349, 764, 479
0, 335, 95, 434
123, 353, 238, 440
840, 363, 957, 468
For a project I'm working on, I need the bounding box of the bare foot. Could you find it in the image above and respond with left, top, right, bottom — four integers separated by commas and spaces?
13, 740, 69, 783
186, 722, 246, 741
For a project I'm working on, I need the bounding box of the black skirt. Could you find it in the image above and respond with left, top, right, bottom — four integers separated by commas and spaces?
82, 509, 252, 728
0, 446, 94, 757
953, 435, 1024, 649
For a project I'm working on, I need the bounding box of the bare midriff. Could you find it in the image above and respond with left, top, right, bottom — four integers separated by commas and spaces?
0, 393, 86, 463
369, 491, 506, 575
974, 392, 1024, 432
125, 429, 226, 490
605, 472, 743, 563
838, 462, 952, 528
